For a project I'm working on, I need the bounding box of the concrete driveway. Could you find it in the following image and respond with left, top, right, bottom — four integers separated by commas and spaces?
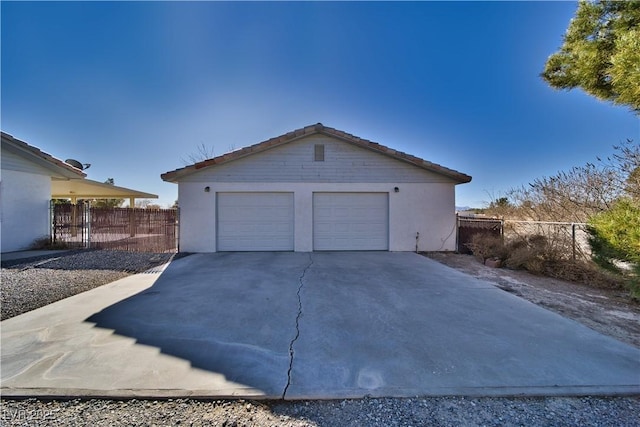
2, 252, 639, 399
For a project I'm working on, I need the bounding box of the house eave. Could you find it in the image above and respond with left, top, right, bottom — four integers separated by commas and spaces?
1, 131, 86, 179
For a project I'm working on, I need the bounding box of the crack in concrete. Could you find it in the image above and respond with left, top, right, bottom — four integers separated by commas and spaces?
282, 253, 313, 399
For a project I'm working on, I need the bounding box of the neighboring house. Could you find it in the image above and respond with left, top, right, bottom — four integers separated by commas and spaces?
1, 132, 85, 252
1, 132, 158, 253
162, 123, 472, 253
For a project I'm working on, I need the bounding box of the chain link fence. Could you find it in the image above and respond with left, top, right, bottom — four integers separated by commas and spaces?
457, 215, 590, 261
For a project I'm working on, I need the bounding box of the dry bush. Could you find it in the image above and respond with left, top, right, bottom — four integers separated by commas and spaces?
543, 260, 623, 289
504, 234, 571, 273
29, 236, 70, 250
465, 234, 507, 263
466, 232, 625, 291
504, 242, 545, 272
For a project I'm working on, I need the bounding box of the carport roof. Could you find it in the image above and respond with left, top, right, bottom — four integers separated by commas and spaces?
161, 123, 472, 184
52, 178, 158, 201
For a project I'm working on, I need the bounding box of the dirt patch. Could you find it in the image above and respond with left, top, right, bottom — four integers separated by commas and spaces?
423, 252, 640, 349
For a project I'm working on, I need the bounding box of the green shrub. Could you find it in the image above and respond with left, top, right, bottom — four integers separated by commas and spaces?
588, 198, 640, 299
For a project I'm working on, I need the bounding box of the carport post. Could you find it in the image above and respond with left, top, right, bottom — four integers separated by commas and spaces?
71, 198, 78, 238
129, 197, 136, 237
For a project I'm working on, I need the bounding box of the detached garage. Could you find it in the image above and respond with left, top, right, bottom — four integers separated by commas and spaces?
161, 123, 471, 253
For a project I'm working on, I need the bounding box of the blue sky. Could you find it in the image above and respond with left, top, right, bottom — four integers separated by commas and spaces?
2, 1, 638, 208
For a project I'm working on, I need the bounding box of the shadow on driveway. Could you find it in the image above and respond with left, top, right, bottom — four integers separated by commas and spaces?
86, 252, 309, 397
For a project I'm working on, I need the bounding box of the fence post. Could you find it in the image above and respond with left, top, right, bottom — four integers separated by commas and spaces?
455, 213, 459, 253
176, 207, 180, 253
129, 208, 136, 237
50, 200, 55, 245
571, 223, 576, 260
86, 203, 91, 249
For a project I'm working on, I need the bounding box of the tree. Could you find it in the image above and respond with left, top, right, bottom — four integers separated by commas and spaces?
504, 140, 639, 222
135, 199, 162, 209
182, 143, 215, 165
588, 198, 640, 298
542, 0, 640, 112
484, 196, 513, 218
92, 178, 124, 208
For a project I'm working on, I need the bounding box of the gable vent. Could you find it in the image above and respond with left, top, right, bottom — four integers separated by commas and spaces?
314, 144, 325, 162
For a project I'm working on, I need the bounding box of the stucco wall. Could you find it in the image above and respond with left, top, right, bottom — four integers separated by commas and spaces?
178, 182, 456, 253
180, 135, 454, 184
0, 169, 52, 252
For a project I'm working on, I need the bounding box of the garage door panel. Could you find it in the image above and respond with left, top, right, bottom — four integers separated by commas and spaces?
313, 193, 388, 251
217, 193, 294, 251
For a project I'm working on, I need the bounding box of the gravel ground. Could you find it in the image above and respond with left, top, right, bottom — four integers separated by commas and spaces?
1, 250, 639, 426
1, 396, 639, 427
1, 250, 174, 320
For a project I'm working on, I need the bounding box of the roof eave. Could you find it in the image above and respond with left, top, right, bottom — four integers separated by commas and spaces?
161, 127, 319, 183
1, 132, 86, 179
317, 127, 472, 184
161, 123, 472, 184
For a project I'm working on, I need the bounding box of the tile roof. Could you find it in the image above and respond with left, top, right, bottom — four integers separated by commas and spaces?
1, 131, 86, 178
161, 123, 472, 184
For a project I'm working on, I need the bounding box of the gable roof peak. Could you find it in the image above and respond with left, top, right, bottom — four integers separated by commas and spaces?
161, 123, 471, 184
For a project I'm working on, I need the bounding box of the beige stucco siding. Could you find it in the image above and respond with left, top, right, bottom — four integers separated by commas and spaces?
178, 182, 456, 253
176, 133, 461, 253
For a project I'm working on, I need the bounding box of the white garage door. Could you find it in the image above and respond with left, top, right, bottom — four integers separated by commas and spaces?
217, 192, 294, 251
313, 193, 389, 251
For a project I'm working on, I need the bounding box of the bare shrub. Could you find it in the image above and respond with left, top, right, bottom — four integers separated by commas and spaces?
467, 233, 625, 290
495, 140, 639, 223
465, 234, 507, 263
543, 259, 623, 290
29, 236, 70, 250
504, 240, 545, 273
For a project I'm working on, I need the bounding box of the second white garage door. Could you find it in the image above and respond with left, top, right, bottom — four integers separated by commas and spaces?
313, 192, 389, 251
217, 192, 294, 251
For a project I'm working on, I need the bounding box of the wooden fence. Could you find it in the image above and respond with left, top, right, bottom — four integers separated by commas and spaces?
52, 203, 178, 253
456, 216, 503, 254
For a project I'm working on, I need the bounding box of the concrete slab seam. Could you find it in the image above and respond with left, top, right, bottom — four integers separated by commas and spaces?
283, 253, 314, 399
